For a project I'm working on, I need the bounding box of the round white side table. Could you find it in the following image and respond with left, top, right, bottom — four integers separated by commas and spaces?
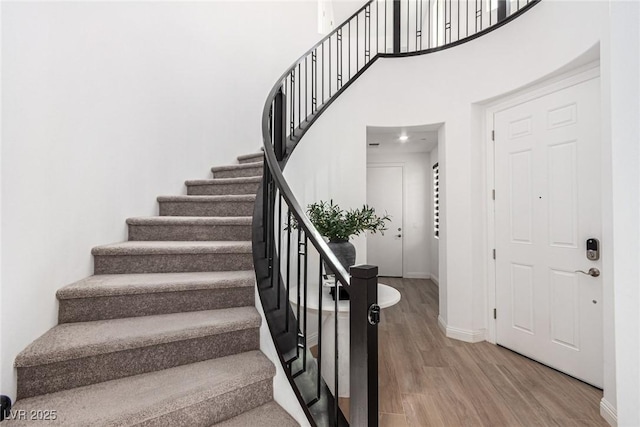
290, 282, 401, 397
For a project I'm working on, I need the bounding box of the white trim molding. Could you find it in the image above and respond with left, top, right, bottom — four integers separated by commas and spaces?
430, 275, 439, 286
306, 332, 318, 348
438, 315, 486, 343
600, 398, 617, 427
404, 273, 430, 279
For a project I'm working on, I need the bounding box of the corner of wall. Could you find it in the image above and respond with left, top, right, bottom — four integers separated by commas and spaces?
437, 315, 486, 344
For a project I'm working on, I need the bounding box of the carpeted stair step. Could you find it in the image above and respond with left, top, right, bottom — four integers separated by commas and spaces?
57, 271, 255, 323
92, 241, 253, 274
186, 176, 261, 196
237, 152, 264, 164
211, 162, 263, 178
14, 307, 261, 399
158, 195, 255, 217
6, 351, 274, 426
127, 216, 252, 241
213, 401, 299, 427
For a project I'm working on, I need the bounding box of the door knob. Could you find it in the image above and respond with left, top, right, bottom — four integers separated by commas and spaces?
396, 234, 402, 238
575, 268, 600, 277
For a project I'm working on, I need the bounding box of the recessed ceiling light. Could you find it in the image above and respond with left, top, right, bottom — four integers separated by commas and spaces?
399, 135, 409, 142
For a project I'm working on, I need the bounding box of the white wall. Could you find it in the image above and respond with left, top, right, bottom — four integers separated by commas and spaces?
428, 145, 439, 284
283, 0, 614, 411
604, 0, 640, 425
367, 151, 430, 278
1, 0, 320, 403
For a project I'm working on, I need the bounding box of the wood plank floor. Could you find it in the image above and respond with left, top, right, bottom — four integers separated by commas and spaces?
373, 277, 607, 427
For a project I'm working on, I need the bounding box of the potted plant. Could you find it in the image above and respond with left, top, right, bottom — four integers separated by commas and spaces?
304, 200, 389, 287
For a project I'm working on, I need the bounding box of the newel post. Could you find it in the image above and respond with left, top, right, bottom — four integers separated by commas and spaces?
349, 265, 379, 427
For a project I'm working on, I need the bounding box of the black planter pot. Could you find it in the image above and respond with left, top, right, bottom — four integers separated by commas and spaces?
324, 239, 355, 301
325, 240, 356, 275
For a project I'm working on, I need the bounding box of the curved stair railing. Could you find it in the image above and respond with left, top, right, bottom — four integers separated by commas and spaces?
252, 1, 540, 426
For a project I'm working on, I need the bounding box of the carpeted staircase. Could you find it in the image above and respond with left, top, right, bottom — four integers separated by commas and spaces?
5, 152, 299, 426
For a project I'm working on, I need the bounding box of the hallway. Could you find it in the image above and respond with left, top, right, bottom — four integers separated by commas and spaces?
377, 277, 607, 426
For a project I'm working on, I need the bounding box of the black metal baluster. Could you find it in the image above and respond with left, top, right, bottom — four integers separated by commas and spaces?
322, 42, 325, 104
376, 0, 379, 56
466, 0, 469, 37
406, 0, 409, 51
385, 0, 387, 53
457, 0, 460, 41
428, 0, 431, 48
337, 28, 343, 89
268, 179, 274, 288
297, 62, 301, 128
262, 158, 268, 253
317, 257, 323, 400
296, 227, 302, 359
305, 57, 308, 120
285, 209, 291, 332
356, 14, 359, 70
436, 0, 440, 45
302, 234, 308, 371
348, 21, 352, 79
312, 49, 317, 113
328, 37, 332, 99
416, 0, 419, 50
366, 5, 371, 61
446, 0, 450, 43
290, 70, 295, 136
277, 195, 282, 309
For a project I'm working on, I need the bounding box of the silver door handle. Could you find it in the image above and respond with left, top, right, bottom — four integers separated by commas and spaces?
575, 268, 600, 277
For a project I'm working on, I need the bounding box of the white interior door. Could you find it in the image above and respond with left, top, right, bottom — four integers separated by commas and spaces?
494, 78, 603, 387
367, 165, 403, 277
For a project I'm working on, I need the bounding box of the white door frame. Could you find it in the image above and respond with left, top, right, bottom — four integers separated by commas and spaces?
483, 62, 602, 344
366, 162, 406, 277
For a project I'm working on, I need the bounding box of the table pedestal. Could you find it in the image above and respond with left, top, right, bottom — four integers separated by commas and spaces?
320, 311, 350, 397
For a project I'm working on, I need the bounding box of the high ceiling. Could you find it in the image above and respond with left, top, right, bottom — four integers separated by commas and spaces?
366, 123, 440, 153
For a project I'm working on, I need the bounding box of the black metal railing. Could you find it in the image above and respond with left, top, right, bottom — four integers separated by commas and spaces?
252, 1, 540, 426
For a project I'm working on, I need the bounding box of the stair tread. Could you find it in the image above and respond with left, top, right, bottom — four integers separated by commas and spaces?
213, 401, 299, 427
15, 307, 261, 367
7, 351, 274, 426
157, 194, 256, 202
211, 162, 263, 172
57, 271, 254, 300
186, 176, 262, 185
126, 216, 252, 225
236, 152, 264, 162
92, 240, 252, 255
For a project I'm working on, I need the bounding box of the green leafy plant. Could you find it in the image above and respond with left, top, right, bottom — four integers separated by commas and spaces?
292, 200, 390, 242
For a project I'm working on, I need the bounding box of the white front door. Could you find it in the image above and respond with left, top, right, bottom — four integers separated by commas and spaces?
494, 78, 603, 387
367, 165, 403, 277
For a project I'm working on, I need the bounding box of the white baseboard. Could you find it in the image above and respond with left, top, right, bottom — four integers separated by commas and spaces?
600, 398, 617, 426
307, 332, 318, 348
430, 275, 439, 286
404, 272, 430, 279
437, 315, 486, 343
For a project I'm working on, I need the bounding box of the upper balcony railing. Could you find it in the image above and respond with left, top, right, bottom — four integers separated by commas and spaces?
252, 1, 540, 426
